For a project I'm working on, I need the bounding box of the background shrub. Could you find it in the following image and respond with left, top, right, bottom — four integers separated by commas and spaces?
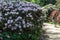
41, 4, 57, 22
0, 1, 43, 40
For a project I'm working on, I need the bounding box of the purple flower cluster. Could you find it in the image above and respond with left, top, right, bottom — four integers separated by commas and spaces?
0, 1, 42, 31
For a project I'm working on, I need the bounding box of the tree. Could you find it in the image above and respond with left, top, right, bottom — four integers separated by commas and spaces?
55, 0, 60, 8
39, 0, 56, 6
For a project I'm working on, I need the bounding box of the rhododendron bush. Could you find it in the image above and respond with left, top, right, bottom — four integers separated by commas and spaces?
0, 1, 43, 40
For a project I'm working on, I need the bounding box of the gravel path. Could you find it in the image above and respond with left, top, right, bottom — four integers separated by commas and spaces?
41, 23, 60, 40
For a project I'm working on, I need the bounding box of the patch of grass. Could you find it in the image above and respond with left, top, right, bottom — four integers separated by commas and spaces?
58, 23, 60, 26
48, 22, 60, 26
49, 22, 54, 24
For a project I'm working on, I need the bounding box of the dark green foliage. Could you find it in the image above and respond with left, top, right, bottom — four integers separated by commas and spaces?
39, 0, 56, 6
1, 31, 41, 40
25, 0, 31, 2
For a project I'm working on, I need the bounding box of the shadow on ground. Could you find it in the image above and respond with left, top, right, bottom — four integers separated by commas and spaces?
39, 30, 49, 40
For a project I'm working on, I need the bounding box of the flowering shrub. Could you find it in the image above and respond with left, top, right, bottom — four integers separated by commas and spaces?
50, 9, 60, 23
0, 1, 43, 40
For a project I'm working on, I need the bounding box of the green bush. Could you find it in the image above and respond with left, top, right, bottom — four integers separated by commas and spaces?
0, 1, 43, 40
41, 4, 57, 22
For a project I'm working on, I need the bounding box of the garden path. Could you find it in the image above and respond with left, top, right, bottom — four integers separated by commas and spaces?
41, 23, 60, 40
